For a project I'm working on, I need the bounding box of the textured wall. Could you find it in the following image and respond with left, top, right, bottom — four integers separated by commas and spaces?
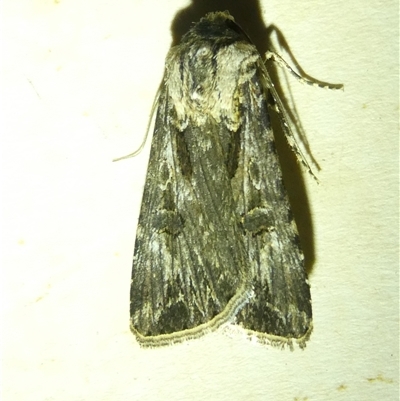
1, 1, 398, 400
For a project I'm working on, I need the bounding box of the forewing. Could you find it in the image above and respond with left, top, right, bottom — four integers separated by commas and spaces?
130, 90, 250, 344
232, 66, 313, 344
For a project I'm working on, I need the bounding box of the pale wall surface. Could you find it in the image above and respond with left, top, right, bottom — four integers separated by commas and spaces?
1, 1, 398, 400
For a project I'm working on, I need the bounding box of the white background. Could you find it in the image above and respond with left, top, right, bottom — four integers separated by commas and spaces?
1, 0, 398, 400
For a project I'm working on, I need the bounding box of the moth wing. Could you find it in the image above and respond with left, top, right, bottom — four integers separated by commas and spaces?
233, 67, 312, 345
130, 91, 250, 345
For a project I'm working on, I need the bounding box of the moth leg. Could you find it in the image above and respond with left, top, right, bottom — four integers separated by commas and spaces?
265, 51, 343, 90
266, 85, 318, 180
263, 51, 341, 180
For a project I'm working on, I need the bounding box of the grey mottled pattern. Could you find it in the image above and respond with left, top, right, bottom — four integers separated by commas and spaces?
130, 12, 312, 348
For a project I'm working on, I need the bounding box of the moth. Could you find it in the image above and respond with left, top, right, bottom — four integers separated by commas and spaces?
128, 11, 331, 348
